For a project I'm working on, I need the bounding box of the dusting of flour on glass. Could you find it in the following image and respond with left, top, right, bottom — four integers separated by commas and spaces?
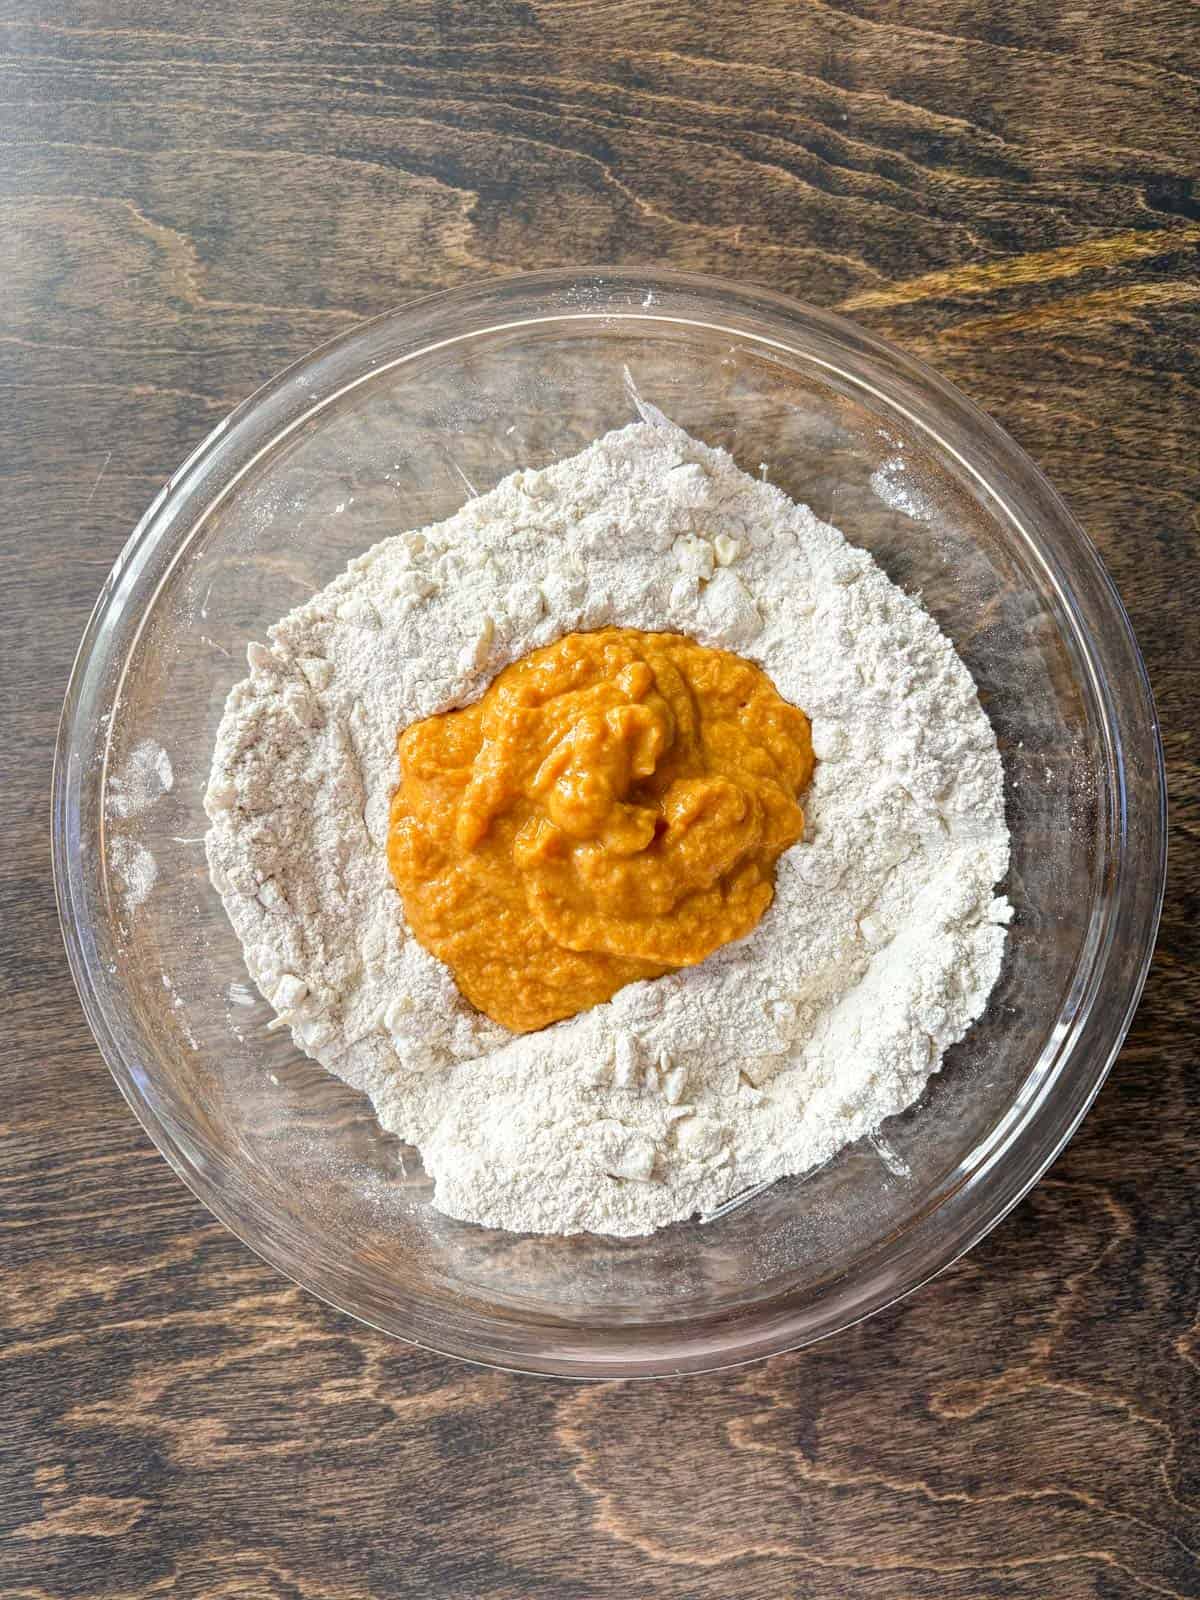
107, 738, 173, 915
109, 836, 158, 915
205, 416, 1011, 1236
869, 453, 939, 524
109, 738, 173, 818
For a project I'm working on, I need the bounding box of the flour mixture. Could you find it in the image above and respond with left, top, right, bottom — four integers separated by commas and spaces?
205, 415, 1011, 1236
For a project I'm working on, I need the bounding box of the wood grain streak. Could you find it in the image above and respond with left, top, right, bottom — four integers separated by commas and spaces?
1, 1, 1196, 1597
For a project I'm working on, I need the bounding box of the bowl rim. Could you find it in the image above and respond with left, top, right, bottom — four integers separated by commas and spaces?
53, 266, 1167, 1378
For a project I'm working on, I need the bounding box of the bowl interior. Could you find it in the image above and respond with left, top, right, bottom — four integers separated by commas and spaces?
57, 274, 1157, 1375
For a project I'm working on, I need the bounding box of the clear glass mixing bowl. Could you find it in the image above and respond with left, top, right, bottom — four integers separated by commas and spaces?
53, 269, 1165, 1377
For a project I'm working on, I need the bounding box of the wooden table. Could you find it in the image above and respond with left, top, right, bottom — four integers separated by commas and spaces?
3, 4, 1197, 1595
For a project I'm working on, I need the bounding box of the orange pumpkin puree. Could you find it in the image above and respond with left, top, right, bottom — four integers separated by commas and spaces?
387, 628, 814, 1033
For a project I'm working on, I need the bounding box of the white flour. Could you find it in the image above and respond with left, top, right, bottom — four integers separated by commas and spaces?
205, 417, 1010, 1236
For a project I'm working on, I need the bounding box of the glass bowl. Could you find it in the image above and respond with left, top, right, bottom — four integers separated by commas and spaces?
53, 268, 1165, 1378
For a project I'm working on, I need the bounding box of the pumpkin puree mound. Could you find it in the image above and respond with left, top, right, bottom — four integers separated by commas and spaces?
388, 628, 814, 1033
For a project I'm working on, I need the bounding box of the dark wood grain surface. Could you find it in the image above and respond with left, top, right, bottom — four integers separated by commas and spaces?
2, 3, 1197, 1595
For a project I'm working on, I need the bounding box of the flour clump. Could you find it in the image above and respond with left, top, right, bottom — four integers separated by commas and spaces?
205, 418, 1011, 1236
